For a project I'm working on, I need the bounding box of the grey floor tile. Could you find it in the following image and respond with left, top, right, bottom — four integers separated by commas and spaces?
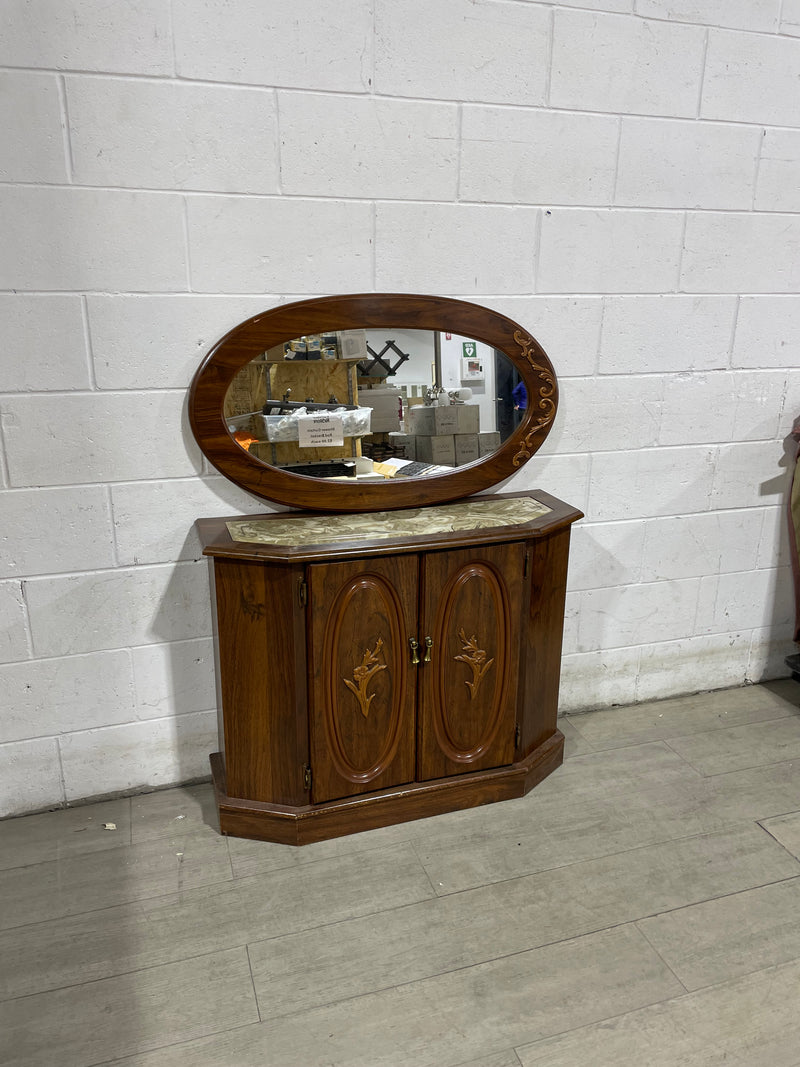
0, 946, 258, 1067
453, 1051, 522, 1067
411, 757, 800, 894
638, 876, 800, 991
558, 717, 594, 758
565, 679, 799, 751
246, 824, 799, 1020
667, 714, 800, 776
130, 783, 218, 843
226, 820, 416, 879
88, 925, 684, 1067
516, 956, 800, 1067
0, 797, 131, 870
760, 809, 800, 860
0, 830, 233, 930
0, 842, 434, 1001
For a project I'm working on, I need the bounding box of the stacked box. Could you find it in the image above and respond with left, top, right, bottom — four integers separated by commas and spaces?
415, 435, 456, 465
388, 432, 416, 460
478, 431, 501, 456
454, 434, 480, 465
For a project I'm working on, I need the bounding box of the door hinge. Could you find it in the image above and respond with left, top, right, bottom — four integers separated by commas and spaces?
523, 548, 531, 579
303, 764, 312, 791
514, 723, 521, 749
298, 579, 307, 607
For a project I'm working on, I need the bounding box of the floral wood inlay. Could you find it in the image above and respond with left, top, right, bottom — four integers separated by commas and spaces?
344, 638, 388, 718
455, 628, 495, 700
512, 330, 557, 467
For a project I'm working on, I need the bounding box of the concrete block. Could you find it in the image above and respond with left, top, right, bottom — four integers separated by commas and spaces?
659, 371, 785, 445
755, 129, 800, 212
0, 580, 30, 664
0, 72, 67, 182
636, 0, 780, 32
507, 453, 591, 514
280, 94, 458, 201
2, 392, 202, 487
697, 568, 794, 636
25, 561, 212, 657
375, 0, 550, 105
748, 628, 797, 681
414, 435, 456, 466
702, 29, 800, 125
541, 375, 664, 455
187, 196, 372, 294
641, 510, 765, 582
173, 0, 372, 91
0, 295, 90, 392
460, 107, 617, 206
711, 441, 788, 510
537, 209, 684, 294
0, 738, 63, 817
87, 295, 273, 390
376, 203, 537, 295
616, 118, 759, 210
0, 187, 186, 292
567, 521, 646, 592
58, 710, 217, 802
551, 10, 705, 117
132, 638, 217, 719
0, 487, 115, 578
111, 476, 270, 566
637, 632, 752, 704
733, 297, 800, 369
488, 297, 603, 378
599, 296, 736, 374
67, 77, 278, 193
454, 434, 479, 465
575, 578, 702, 652
681, 213, 800, 294
0, 650, 136, 743
555, 0, 632, 9
0, 0, 173, 74
783, 0, 800, 35
559, 648, 640, 714
757, 505, 790, 570
587, 446, 716, 521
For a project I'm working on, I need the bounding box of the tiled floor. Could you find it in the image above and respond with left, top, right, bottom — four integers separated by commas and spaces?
2, 679, 800, 1066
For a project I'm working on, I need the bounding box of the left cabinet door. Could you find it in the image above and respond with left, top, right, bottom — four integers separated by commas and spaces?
307, 554, 419, 803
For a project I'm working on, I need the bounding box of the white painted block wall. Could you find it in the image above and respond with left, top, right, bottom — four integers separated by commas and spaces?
1, 0, 798, 816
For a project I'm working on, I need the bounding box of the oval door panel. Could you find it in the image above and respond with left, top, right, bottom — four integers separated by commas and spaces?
431, 562, 510, 762
321, 573, 408, 785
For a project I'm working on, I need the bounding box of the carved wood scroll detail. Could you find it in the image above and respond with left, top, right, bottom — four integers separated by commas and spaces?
343, 638, 388, 718
454, 628, 495, 701
512, 330, 557, 467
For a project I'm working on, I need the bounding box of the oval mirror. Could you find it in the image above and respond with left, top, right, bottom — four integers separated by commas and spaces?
189, 294, 558, 513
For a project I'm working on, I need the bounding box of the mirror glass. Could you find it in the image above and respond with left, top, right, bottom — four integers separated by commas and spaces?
223, 329, 525, 483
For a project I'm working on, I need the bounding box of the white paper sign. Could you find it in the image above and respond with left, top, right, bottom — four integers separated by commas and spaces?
297, 413, 344, 448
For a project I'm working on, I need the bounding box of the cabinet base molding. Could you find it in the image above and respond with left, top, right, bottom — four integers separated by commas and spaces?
210, 729, 564, 846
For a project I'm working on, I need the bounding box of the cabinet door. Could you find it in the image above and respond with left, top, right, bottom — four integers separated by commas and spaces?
307, 555, 418, 804
417, 542, 524, 780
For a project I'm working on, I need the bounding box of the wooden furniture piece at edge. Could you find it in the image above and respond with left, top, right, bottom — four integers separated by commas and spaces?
198, 490, 582, 846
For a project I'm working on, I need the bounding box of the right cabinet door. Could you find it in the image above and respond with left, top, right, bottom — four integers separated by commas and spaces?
417, 542, 525, 781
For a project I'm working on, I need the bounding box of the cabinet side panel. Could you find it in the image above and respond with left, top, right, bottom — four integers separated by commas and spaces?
213, 557, 306, 805
520, 528, 572, 756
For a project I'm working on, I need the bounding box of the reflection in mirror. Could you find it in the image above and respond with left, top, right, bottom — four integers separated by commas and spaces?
223, 329, 523, 483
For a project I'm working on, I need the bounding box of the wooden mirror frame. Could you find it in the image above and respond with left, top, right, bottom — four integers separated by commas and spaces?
188, 294, 558, 513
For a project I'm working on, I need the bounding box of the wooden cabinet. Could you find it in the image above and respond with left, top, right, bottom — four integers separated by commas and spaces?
197, 490, 581, 845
